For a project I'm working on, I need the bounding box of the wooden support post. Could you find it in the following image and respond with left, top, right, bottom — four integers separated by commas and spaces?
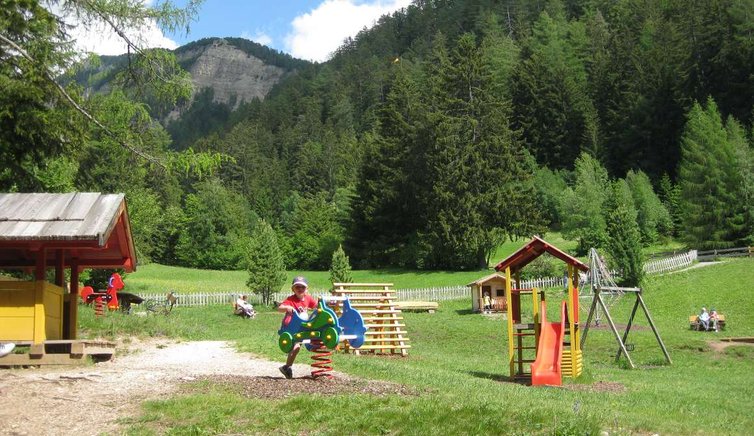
67, 262, 80, 340
505, 267, 515, 378
637, 292, 672, 364
54, 249, 64, 287
596, 289, 635, 369
34, 248, 46, 281
615, 296, 641, 362
580, 288, 600, 349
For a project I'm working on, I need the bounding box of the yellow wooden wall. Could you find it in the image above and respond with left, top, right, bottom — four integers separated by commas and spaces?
0, 281, 64, 343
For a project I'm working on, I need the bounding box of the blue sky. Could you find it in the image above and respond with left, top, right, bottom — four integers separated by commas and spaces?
73, 0, 412, 62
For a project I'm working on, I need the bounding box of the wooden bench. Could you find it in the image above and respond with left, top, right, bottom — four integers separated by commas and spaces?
689, 314, 726, 331
395, 301, 438, 313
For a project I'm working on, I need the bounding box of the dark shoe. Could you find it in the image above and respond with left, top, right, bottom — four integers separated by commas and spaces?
279, 365, 293, 379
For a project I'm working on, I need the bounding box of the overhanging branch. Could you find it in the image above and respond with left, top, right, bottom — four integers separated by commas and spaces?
0, 31, 166, 168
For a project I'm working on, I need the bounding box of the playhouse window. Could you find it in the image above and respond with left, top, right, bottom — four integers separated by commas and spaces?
496, 289, 505, 297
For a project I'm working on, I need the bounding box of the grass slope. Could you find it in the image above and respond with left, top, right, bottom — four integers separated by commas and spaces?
80, 258, 754, 435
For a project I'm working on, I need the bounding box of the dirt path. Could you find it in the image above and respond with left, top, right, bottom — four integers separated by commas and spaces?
0, 339, 314, 435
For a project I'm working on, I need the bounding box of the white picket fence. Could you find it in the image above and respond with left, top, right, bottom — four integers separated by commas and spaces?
135, 250, 700, 308
643, 250, 697, 274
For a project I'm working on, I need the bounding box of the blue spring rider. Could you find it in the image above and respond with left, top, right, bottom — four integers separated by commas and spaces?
277, 297, 367, 353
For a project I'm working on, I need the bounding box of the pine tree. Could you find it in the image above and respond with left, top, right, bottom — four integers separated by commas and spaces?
511, 9, 600, 169
246, 220, 286, 306
625, 170, 673, 244
560, 152, 610, 254
726, 116, 754, 244
658, 174, 682, 237
329, 245, 353, 286
422, 32, 544, 269
678, 98, 746, 249
604, 180, 644, 287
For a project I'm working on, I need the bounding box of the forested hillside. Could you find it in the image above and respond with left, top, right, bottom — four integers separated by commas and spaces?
2, 0, 753, 274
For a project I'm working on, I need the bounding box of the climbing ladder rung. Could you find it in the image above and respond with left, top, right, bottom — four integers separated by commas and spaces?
365, 330, 408, 335
513, 332, 535, 337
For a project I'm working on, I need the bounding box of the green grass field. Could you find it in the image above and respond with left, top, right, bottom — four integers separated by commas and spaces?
79, 257, 754, 435
125, 233, 691, 296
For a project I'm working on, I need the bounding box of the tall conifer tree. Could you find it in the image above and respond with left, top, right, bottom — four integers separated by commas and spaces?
678, 98, 746, 248
422, 33, 543, 269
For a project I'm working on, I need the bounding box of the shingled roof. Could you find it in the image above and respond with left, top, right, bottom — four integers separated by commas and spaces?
0, 193, 137, 271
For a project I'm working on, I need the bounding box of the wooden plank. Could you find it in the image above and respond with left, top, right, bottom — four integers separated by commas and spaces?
365, 330, 408, 335
363, 337, 410, 343
333, 283, 394, 287
357, 345, 411, 350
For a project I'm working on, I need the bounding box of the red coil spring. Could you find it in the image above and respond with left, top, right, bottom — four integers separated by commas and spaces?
94, 300, 104, 317
310, 340, 334, 379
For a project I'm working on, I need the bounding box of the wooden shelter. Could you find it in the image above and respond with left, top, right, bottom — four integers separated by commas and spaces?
494, 236, 588, 381
467, 272, 507, 313
0, 193, 136, 343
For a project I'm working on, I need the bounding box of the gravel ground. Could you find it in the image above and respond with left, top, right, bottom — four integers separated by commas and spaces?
0, 339, 381, 435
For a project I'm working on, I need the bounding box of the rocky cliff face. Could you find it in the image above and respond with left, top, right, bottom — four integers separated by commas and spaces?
177, 39, 286, 109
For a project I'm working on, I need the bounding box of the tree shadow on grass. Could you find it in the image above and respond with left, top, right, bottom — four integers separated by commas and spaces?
455, 309, 476, 315
466, 370, 529, 386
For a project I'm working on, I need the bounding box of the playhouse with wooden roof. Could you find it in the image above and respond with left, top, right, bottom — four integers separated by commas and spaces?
0, 193, 136, 363
493, 236, 588, 385
467, 272, 508, 313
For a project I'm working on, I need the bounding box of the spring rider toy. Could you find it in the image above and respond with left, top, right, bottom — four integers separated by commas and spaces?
278, 296, 367, 378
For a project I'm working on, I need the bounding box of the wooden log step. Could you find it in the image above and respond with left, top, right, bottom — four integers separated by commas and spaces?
333, 283, 394, 287
0, 340, 115, 367
364, 337, 410, 343
361, 317, 404, 322
365, 323, 405, 328
330, 296, 394, 301
357, 309, 405, 314
365, 330, 408, 335
355, 344, 412, 350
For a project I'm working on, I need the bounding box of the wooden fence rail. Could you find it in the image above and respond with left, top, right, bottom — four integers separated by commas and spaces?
643, 250, 697, 274
697, 246, 753, 261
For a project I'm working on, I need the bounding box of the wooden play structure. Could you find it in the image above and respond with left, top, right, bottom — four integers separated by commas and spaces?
331, 283, 410, 356
493, 236, 588, 385
0, 192, 137, 365
467, 272, 508, 313
579, 248, 671, 369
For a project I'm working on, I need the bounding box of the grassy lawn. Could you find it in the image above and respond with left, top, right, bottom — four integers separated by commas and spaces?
80, 258, 754, 435
125, 263, 496, 295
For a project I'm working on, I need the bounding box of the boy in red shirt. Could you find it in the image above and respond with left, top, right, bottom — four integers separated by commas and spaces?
278, 276, 317, 379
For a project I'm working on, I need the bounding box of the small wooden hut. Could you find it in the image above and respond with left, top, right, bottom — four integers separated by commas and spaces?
467, 272, 507, 313
0, 193, 136, 344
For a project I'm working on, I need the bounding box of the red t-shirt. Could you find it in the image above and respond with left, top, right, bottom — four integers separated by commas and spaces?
281, 293, 317, 326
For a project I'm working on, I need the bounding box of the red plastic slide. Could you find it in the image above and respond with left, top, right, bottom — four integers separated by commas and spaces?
531, 300, 567, 386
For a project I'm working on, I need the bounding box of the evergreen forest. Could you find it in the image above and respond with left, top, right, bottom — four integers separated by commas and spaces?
2, 0, 753, 273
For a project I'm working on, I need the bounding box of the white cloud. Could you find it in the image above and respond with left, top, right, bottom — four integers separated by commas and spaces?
241, 30, 273, 47
285, 0, 412, 62
54, 2, 178, 57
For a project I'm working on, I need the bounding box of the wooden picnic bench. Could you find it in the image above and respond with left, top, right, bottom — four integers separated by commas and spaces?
689, 314, 726, 331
